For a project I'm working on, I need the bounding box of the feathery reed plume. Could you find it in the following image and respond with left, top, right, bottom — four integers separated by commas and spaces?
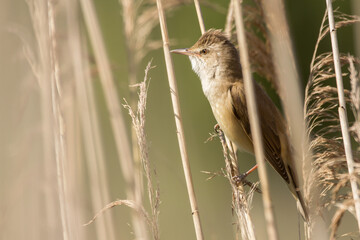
349, 57, 360, 144
216, 128, 257, 240
353, 0, 360, 58
234, 1, 278, 239
123, 61, 160, 240
305, 4, 360, 238
156, 0, 204, 238
86, 63, 160, 239
79, 0, 148, 238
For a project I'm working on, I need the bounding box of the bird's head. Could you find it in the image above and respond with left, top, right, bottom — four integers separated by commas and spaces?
171, 29, 242, 82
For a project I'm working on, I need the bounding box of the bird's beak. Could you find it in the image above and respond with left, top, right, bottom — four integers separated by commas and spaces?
170, 48, 195, 56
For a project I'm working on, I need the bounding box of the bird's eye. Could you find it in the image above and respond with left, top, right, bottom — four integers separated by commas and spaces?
200, 49, 208, 54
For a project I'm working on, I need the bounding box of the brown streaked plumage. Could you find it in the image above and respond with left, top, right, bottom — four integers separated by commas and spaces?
171, 29, 308, 220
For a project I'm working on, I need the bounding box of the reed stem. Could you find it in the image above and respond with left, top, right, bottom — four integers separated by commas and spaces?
233, 1, 278, 239
193, 0, 205, 34
156, 0, 204, 239
326, 0, 360, 231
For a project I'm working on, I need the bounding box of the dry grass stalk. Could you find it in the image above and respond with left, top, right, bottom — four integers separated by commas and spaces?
123, 61, 160, 239
65, 1, 117, 239
233, 0, 278, 239
46, 1, 70, 239
216, 128, 256, 240
156, 0, 204, 238
257, 1, 316, 237
84, 199, 151, 227
79, 0, 148, 238
193, 0, 205, 34
118, 0, 197, 219
326, 0, 360, 231
26, 0, 66, 237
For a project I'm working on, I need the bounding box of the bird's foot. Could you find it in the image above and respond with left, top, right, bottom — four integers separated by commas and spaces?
233, 172, 248, 185
232, 165, 262, 193
232, 174, 262, 193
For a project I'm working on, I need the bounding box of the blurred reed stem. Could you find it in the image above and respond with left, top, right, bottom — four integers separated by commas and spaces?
326, 0, 360, 231
259, 0, 328, 238
156, 0, 204, 239
47, 0, 70, 239
79, 0, 149, 238
233, 0, 278, 239
27, 0, 62, 237
193, 0, 205, 34
66, 1, 116, 239
119, 0, 144, 204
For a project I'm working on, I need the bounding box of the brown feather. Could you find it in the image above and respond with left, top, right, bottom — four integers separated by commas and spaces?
229, 82, 289, 183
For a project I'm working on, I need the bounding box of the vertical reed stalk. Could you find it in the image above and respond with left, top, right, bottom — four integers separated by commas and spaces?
156, 0, 204, 239
193, 0, 205, 34
259, 0, 308, 186
119, 0, 144, 205
233, 0, 278, 239
79, 0, 148, 238
27, 0, 61, 236
326, 0, 360, 231
47, 0, 69, 239
66, 1, 116, 239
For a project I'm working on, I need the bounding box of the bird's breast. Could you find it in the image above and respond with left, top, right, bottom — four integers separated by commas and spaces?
205, 84, 254, 154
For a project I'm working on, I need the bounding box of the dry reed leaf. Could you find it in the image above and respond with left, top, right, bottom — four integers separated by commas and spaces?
83, 199, 151, 227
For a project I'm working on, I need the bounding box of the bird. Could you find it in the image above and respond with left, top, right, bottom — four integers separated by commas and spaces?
171, 29, 308, 220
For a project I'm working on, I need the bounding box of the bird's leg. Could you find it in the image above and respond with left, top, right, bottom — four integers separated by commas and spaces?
237, 164, 258, 181
233, 164, 262, 193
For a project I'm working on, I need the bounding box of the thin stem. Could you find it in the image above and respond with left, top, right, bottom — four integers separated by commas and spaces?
233, 1, 279, 239
193, 0, 205, 34
326, 0, 360, 231
156, 0, 204, 239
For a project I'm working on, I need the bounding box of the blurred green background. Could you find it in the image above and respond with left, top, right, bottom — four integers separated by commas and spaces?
0, 0, 359, 239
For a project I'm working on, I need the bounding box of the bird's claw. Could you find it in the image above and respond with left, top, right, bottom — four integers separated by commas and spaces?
214, 123, 221, 133
232, 173, 262, 194
232, 173, 248, 186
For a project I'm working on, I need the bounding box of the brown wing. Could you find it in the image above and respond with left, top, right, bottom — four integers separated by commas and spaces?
229, 83, 290, 183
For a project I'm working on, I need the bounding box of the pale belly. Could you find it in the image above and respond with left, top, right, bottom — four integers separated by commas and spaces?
210, 95, 254, 154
